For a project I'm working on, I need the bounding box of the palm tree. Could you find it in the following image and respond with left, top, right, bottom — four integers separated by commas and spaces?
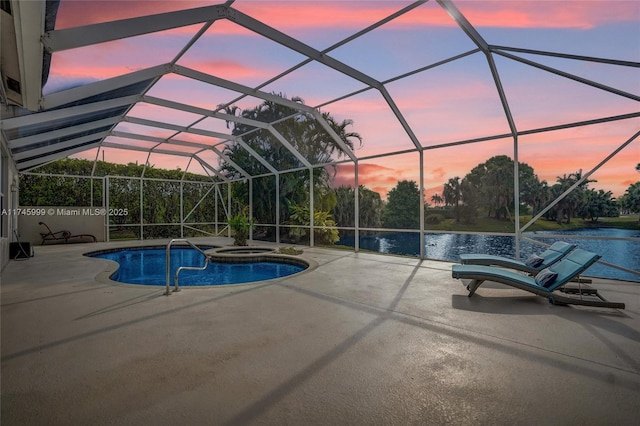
581, 189, 616, 222
622, 182, 640, 222
551, 171, 593, 224
483, 159, 513, 220
430, 193, 443, 207
359, 185, 383, 229
220, 95, 362, 228
443, 177, 462, 208
530, 180, 550, 216
333, 186, 355, 227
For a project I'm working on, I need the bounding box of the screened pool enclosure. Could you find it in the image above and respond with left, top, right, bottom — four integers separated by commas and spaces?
1, 1, 638, 276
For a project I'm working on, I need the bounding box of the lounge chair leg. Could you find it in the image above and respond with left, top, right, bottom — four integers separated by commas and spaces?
548, 296, 568, 306
467, 279, 483, 297
552, 290, 625, 309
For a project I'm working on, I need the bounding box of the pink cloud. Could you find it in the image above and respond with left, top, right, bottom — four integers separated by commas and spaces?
235, 2, 416, 31
523, 139, 639, 197
178, 59, 274, 82
54, 1, 634, 37
453, 1, 638, 29
334, 160, 422, 200
430, 167, 447, 182
48, 49, 143, 81
54, 1, 211, 29
237, 1, 637, 32
73, 146, 193, 171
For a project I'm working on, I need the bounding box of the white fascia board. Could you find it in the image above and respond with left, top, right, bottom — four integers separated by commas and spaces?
11, 1, 46, 110
42, 5, 228, 52
1, 95, 138, 129
142, 95, 270, 129
42, 64, 169, 110
13, 130, 111, 161
9, 116, 121, 148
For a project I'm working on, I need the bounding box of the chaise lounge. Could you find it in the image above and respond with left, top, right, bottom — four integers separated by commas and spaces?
39, 222, 97, 245
452, 248, 625, 309
459, 241, 576, 274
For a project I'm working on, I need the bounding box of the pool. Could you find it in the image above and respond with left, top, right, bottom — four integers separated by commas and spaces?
86, 246, 308, 286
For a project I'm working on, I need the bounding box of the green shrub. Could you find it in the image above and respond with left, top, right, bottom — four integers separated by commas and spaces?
288, 205, 339, 245
228, 212, 253, 246
426, 208, 455, 219
425, 214, 445, 225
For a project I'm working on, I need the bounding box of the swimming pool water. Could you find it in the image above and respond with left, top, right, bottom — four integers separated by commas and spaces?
88, 246, 306, 286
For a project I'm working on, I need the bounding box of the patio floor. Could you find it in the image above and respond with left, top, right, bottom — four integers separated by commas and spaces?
2, 238, 639, 425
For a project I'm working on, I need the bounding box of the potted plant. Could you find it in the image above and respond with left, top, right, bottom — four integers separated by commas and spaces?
228, 211, 253, 246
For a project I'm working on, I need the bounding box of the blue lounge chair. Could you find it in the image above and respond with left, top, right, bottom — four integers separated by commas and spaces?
452, 249, 625, 309
459, 241, 576, 274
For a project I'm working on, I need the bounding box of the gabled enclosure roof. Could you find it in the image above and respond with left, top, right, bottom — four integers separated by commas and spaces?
1, 0, 638, 177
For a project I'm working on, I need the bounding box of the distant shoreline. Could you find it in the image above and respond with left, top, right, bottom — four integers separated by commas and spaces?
422, 214, 639, 233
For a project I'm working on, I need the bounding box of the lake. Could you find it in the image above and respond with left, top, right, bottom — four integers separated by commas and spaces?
337, 228, 640, 282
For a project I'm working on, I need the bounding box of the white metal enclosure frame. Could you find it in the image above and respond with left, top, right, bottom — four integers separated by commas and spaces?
0, 1, 638, 277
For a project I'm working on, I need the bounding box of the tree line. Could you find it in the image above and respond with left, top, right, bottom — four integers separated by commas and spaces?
19, 159, 222, 239
433, 155, 639, 225
19, 95, 640, 243
219, 96, 638, 235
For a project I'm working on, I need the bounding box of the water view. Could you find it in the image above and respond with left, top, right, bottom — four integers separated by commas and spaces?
338, 228, 640, 282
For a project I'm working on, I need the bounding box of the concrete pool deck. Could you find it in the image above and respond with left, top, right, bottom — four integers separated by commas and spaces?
2, 237, 639, 425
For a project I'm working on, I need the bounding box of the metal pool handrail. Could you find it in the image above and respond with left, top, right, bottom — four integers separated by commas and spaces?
165, 239, 209, 295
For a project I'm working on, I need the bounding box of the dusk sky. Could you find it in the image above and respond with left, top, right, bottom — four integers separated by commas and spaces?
45, 0, 639, 199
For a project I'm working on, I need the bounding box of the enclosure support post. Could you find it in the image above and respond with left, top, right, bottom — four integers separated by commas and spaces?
419, 149, 425, 259
214, 183, 219, 236
180, 181, 184, 238
309, 168, 314, 247
276, 174, 280, 244
139, 177, 144, 240
227, 182, 231, 239
105, 176, 110, 242
249, 178, 253, 243
513, 135, 521, 259
354, 160, 359, 253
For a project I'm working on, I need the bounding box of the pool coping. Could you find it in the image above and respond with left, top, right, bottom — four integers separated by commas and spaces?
84, 243, 319, 289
